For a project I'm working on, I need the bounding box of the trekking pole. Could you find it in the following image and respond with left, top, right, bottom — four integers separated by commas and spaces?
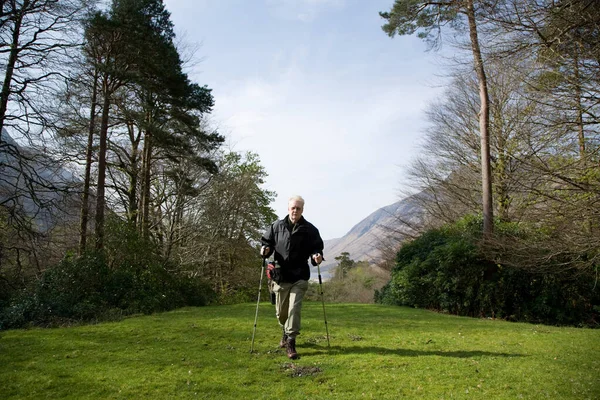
250, 258, 266, 353
316, 262, 331, 347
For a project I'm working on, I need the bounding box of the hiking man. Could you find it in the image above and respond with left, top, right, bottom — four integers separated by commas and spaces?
261, 195, 324, 359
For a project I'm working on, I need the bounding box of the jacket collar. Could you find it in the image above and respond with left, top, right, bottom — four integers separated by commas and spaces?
284, 215, 305, 227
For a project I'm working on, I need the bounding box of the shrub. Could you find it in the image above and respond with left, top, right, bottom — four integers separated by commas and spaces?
0, 219, 216, 330
376, 215, 600, 327
314, 265, 389, 304
0, 252, 216, 330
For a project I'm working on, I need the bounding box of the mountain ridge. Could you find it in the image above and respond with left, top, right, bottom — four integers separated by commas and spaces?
312, 192, 424, 279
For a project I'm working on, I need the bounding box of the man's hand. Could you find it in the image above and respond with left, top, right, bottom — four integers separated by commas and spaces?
312, 253, 323, 265
260, 246, 270, 257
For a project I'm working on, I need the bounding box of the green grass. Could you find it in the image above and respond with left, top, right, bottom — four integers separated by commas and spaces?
1, 303, 598, 399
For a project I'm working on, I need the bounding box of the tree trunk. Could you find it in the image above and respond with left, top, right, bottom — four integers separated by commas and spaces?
494, 104, 511, 222
79, 69, 99, 255
140, 122, 152, 239
572, 50, 591, 234
573, 52, 586, 162
94, 77, 111, 250
127, 121, 140, 225
466, 0, 493, 237
0, 6, 23, 137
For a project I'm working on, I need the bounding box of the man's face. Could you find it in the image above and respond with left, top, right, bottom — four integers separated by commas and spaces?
288, 200, 304, 224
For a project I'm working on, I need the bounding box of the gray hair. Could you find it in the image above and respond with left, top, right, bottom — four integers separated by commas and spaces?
288, 195, 305, 207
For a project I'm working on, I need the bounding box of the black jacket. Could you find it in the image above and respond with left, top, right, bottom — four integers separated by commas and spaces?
261, 215, 324, 283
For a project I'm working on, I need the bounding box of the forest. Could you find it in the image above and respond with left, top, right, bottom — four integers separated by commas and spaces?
1, 0, 598, 329
375, 0, 599, 326
0, 0, 276, 328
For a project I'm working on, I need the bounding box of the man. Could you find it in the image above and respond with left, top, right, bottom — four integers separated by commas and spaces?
261, 195, 324, 359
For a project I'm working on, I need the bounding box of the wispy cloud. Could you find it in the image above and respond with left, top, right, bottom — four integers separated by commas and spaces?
163, 0, 446, 238
212, 45, 442, 237
266, 0, 346, 22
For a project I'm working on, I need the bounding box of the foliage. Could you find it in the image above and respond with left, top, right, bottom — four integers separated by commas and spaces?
332, 252, 356, 281
403, 37, 599, 273
0, 218, 214, 330
376, 216, 600, 327
175, 151, 277, 299
306, 252, 390, 303
1, 0, 273, 316
380, 0, 462, 46
307, 263, 389, 304
1, 304, 599, 399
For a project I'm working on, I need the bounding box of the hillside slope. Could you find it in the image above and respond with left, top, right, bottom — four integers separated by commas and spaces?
0, 129, 81, 232
314, 193, 424, 279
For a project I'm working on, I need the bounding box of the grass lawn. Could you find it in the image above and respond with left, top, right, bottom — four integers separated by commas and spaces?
1, 303, 598, 399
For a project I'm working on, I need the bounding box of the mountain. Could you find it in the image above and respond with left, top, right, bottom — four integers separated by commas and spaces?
312, 193, 424, 280
0, 129, 81, 232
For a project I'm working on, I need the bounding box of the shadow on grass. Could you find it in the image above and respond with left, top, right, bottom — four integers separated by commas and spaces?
301, 344, 525, 359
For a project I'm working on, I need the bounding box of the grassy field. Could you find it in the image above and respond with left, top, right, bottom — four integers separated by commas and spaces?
1, 302, 598, 399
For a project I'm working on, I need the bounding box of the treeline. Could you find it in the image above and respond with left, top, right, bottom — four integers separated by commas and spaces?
0, 1, 275, 329
376, 216, 599, 326
306, 252, 390, 304
376, 0, 599, 326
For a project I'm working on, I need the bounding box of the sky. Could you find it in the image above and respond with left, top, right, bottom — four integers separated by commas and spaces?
163, 0, 447, 240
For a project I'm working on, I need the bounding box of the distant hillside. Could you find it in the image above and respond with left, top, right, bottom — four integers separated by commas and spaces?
0, 129, 81, 232
313, 193, 424, 280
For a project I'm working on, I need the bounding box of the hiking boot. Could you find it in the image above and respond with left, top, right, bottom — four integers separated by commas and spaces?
279, 332, 288, 348
286, 338, 298, 360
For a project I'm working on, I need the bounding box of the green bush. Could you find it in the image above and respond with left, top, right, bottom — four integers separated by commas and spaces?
314, 265, 389, 304
215, 287, 257, 305
0, 219, 216, 330
0, 252, 216, 330
36, 252, 110, 320
0, 290, 38, 330
376, 216, 600, 327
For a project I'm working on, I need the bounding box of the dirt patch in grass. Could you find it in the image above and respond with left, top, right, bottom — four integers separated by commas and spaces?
303, 335, 330, 345
281, 363, 322, 378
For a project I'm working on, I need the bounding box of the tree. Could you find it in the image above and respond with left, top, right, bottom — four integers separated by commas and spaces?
0, 0, 85, 137
82, 9, 134, 250
381, 0, 494, 236
405, 54, 547, 228
82, 0, 189, 249
102, 0, 222, 243
480, 0, 600, 273
53, 37, 103, 255
496, 0, 599, 159
176, 151, 276, 298
0, 0, 88, 262
334, 252, 355, 281
78, 67, 100, 255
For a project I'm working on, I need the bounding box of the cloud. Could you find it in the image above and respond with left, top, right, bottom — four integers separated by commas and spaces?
211, 45, 442, 238
266, 0, 346, 22
162, 0, 448, 238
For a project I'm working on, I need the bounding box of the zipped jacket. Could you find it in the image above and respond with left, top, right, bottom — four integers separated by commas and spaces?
261, 215, 324, 283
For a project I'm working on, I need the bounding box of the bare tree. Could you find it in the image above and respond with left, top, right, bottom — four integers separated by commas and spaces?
0, 0, 85, 138
405, 55, 544, 228
477, 0, 600, 272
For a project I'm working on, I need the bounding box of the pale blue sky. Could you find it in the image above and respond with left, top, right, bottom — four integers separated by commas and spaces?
163, 0, 446, 240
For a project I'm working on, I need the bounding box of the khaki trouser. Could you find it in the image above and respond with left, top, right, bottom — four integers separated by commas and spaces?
273, 279, 309, 339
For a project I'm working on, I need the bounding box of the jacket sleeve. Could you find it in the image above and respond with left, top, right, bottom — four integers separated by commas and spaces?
261, 223, 275, 258
309, 227, 324, 266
